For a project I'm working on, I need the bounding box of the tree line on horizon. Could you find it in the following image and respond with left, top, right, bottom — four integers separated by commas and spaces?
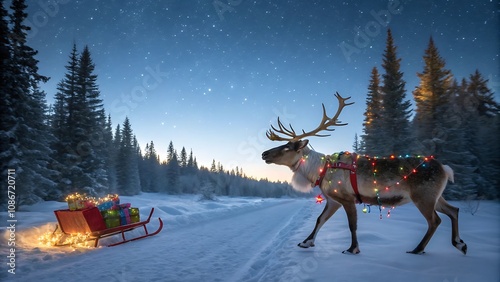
0, 1, 299, 208
356, 29, 499, 200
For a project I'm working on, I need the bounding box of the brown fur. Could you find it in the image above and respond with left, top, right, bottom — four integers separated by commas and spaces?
262, 139, 467, 255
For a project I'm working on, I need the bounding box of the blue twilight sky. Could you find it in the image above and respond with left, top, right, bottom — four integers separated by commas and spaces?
25, 0, 499, 182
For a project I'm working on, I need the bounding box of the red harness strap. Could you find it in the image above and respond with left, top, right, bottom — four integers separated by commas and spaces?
315, 153, 362, 204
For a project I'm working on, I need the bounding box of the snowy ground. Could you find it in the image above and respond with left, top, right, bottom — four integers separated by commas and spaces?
1, 193, 499, 282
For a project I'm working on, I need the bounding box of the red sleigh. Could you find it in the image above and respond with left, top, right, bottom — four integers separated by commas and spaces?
52, 207, 163, 247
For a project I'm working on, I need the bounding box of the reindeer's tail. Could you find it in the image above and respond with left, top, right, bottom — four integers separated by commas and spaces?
443, 165, 454, 183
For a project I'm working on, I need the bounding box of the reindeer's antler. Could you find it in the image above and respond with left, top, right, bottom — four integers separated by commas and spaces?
266, 92, 354, 142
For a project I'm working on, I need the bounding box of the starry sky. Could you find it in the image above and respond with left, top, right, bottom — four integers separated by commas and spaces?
24, 0, 499, 182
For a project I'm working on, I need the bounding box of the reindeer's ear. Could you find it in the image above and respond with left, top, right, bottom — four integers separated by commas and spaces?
296, 139, 309, 151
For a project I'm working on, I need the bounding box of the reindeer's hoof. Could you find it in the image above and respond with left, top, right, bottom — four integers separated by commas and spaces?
298, 240, 315, 248
342, 246, 360, 254
455, 240, 467, 255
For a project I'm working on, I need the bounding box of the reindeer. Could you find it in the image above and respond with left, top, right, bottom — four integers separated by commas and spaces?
261, 92, 467, 255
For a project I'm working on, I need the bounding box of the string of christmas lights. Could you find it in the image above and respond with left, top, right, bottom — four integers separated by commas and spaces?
306, 152, 434, 219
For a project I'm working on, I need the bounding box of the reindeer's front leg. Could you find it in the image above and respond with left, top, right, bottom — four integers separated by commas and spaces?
342, 202, 360, 254
299, 198, 342, 248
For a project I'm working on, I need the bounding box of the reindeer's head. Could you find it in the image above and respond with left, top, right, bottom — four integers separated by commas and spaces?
262, 139, 309, 167
261, 92, 353, 170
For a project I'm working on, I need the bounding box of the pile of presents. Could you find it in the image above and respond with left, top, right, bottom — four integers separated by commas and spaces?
65, 193, 140, 229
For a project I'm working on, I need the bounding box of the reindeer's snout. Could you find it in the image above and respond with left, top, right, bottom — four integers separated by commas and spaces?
262, 150, 272, 163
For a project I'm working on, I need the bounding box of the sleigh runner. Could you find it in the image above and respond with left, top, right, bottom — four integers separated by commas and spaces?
52, 207, 163, 247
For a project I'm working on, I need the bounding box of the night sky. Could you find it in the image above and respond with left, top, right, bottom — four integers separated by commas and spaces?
25, 0, 499, 182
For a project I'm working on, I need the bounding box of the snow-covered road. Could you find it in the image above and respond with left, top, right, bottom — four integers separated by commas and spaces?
5, 196, 314, 282
3, 194, 499, 282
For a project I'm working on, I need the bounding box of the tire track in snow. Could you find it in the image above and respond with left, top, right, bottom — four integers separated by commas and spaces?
159, 199, 310, 282
230, 199, 312, 282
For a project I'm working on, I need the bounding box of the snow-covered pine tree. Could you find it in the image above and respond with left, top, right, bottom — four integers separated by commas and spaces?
412, 37, 453, 157
438, 71, 499, 200
361, 66, 385, 155
0, 0, 14, 207
180, 146, 187, 172
132, 135, 142, 192
50, 44, 109, 196
104, 115, 117, 192
464, 71, 500, 199
439, 79, 477, 199
50, 44, 79, 195
115, 117, 141, 195
165, 142, 180, 193
138, 142, 150, 192
3, 0, 57, 205
166, 141, 175, 163
140, 141, 163, 192
210, 159, 217, 173
352, 133, 360, 153
186, 149, 198, 174
75, 45, 108, 195
380, 29, 412, 156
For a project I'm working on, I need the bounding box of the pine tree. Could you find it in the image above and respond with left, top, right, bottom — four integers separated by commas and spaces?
50, 44, 108, 196
210, 159, 217, 173
467, 70, 499, 118
76, 45, 107, 194
440, 79, 477, 199
103, 115, 116, 191
166, 141, 175, 163
50, 44, 79, 195
165, 144, 180, 193
140, 141, 162, 192
379, 29, 412, 156
115, 117, 140, 195
0, 0, 14, 205
186, 149, 197, 174
180, 147, 187, 169
413, 37, 453, 157
3, 0, 57, 204
464, 71, 499, 198
361, 66, 384, 155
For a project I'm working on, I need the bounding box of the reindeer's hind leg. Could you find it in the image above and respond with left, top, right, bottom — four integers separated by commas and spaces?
408, 201, 442, 254
342, 202, 360, 254
299, 198, 342, 248
436, 196, 467, 254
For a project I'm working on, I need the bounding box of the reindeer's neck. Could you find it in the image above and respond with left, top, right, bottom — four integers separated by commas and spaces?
290, 147, 325, 192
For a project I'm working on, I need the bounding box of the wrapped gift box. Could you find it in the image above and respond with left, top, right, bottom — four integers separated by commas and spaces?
119, 208, 130, 225
97, 195, 120, 211
130, 208, 140, 223
101, 209, 121, 229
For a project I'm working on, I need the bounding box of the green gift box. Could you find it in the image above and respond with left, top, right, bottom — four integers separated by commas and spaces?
130, 207, 140, 223
101, 209, 121, 229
